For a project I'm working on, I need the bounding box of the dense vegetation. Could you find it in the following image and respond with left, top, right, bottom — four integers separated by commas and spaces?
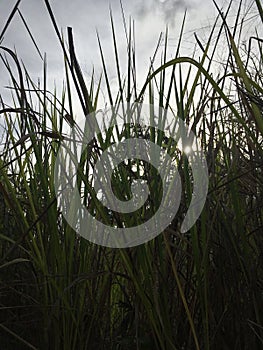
0, 0, 262, 349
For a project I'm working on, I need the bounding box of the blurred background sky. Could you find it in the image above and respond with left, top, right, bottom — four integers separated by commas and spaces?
0, 0, 260, 115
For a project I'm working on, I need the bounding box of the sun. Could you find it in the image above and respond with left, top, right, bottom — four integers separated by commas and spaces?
184, 146, 192, 154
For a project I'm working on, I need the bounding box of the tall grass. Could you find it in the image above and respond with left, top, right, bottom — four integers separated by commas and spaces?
0, 0, 263, 349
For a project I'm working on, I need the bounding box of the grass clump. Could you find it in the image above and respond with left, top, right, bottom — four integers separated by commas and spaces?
0, 0, 263, 349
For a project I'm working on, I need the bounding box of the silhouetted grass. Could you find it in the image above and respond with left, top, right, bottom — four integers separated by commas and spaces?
0, 0, 262, 349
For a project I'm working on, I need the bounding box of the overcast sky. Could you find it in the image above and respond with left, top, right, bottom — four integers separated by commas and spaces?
0, 0, 259, 114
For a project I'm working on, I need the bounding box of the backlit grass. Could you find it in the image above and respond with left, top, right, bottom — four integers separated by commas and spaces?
0, 0, 262, 349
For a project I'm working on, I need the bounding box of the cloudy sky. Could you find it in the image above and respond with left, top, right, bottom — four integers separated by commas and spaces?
0, 0, 257, 114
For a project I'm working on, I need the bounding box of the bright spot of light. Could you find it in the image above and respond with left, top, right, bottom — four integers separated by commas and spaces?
184, 146, 192, 154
